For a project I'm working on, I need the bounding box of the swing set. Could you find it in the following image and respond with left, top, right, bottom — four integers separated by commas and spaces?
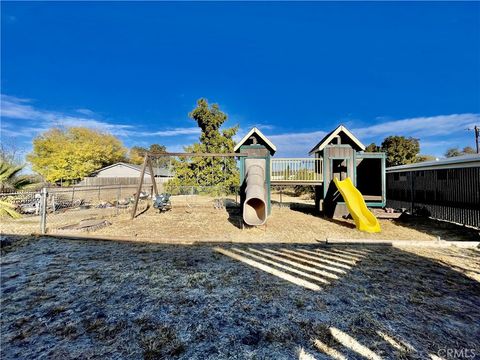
131, 151, 247, 219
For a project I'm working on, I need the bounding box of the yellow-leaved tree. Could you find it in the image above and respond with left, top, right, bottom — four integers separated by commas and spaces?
27, 127, 127, 184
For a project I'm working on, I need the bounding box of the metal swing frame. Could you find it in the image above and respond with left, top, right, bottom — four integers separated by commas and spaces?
131, 151, 247, 219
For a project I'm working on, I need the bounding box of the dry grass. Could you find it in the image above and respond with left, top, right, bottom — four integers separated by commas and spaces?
1, 236, 479, 359
0, 200, 148, 235
93, 200, 477, 243
3, 193, 477, 244
139, 325, 186, 359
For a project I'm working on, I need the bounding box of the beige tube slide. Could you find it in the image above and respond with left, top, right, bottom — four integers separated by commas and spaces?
243, 158, 267, 226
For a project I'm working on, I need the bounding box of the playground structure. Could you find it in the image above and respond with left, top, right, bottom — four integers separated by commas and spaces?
234, 128, 277, 226
334, 177, 381, 233
234, 126, 385, 230
242, 158, 268, 225
132, 126, 386, 232
307, 125, 386, 217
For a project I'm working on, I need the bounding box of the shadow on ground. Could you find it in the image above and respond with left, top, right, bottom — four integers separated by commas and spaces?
391, 214, 480, 242
287, 202, 357, 230
287, 202, 480, 238
225, 204, 243, 229
1, 234, 479, 359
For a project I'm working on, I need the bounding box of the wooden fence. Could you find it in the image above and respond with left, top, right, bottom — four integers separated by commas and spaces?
78, 177, 171, 187
386, 167, 480, 228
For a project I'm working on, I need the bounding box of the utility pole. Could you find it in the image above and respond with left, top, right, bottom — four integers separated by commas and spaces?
476, 126, 480, 154
473, 125, 480, 154
468, 125, 480, 154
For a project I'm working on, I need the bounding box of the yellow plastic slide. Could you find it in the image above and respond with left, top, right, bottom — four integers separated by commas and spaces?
333, 177, 381, 233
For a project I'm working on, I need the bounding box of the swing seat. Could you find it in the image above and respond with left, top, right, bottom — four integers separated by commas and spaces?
153, 193, 172, 212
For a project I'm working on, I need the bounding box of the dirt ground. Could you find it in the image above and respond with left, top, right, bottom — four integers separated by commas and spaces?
1, 236, 479, 359
2, 194, 478, 244
92, 200, 478, 243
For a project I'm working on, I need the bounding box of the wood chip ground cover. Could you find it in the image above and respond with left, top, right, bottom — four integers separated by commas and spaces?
1, 236, 479, 359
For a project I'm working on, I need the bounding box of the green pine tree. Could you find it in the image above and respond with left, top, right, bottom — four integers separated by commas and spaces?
166, 99, 239, 194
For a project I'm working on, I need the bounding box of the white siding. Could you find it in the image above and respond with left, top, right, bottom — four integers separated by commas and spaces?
95, 164, 143, 178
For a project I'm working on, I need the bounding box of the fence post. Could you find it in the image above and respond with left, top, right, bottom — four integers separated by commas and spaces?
40, 187, 48, 235
116, 186, 120, 216
98, 185, 101, 201
410, 172, 415, 214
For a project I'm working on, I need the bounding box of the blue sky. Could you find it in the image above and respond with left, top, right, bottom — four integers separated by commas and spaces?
1, 2, 479, 162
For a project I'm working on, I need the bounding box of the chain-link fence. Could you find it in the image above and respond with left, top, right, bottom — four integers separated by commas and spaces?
1, 191, 43, 235
1, 184, 240, 236
270, 185, 316, 208
1, 185, 152, 235
45, 184, 154, 234
155, 185, 239, 210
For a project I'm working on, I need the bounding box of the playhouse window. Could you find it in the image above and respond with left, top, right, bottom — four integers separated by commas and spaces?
332, 159, 348, 180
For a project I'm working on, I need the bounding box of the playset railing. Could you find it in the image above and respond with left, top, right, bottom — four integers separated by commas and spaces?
270, 158, 323, 183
